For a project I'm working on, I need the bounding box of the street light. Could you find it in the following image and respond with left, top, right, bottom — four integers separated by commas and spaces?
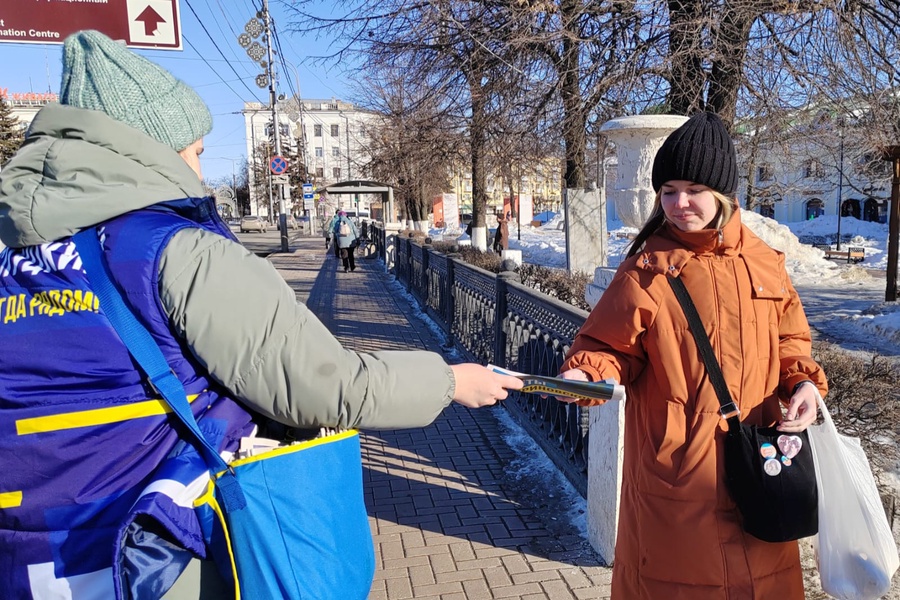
836, 117, 846, 251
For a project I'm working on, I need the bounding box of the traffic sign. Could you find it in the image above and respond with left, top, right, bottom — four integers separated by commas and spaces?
269, 155, 288, 175
272, 175, 289, 184
0, 0, 183, 49
302, 183, 314, 200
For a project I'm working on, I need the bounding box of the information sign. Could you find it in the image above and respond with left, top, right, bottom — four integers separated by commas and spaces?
0, 0, 182, 49
302, 183, 314, 200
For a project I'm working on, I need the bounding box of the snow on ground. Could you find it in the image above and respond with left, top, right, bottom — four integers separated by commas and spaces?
430, 211, 900, 356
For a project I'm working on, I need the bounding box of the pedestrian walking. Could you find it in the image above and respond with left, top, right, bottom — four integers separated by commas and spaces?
333, 210, 359, 272
0, 30, 523, 599
326, 208, 341, 257
556, 112, 827, 599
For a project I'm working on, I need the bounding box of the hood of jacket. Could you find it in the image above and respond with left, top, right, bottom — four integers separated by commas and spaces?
0, 103, 205, 248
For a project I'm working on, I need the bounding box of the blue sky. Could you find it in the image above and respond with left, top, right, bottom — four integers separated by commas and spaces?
1, 0, 351, 182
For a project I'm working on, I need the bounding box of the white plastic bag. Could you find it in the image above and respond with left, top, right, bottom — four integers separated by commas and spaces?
808, 400, 899, 600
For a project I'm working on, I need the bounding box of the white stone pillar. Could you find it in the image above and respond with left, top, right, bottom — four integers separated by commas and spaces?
565, 188, 606, 275
588, 400, 626, 563
585, 115, 687, 564
383, 222, 402, 273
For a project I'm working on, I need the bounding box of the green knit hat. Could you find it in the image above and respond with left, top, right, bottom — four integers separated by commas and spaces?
59, 30, 212, 151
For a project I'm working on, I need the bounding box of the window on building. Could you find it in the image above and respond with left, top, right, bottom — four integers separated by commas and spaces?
315, 147, 323, 157
331, 124, 340, 137
315, 167, 324, 178
332, 147, 340, 157
759, 204, 775, 219
333, 167, 341, 179
757, 165, 774, 182
314, 124, 322, 137
804, 160, 823, 179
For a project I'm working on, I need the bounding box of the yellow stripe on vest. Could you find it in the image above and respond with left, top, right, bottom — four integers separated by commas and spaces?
0, 491, 22, 509
16, 393, 203, 435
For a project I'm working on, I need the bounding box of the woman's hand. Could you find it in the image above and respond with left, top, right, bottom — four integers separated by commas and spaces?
554, 368, 590, 403
777, 381, 820, 432
450, 364, 524, 408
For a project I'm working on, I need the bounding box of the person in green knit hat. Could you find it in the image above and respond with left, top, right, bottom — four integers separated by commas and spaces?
0, 30, 522, 599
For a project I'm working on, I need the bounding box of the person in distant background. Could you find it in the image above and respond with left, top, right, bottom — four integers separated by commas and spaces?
326, 208, 341, 256
333, 210, 359, 272
493, 210, 510, 253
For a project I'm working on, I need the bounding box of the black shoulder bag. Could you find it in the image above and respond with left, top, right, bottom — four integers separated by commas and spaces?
668, 275, 818, 543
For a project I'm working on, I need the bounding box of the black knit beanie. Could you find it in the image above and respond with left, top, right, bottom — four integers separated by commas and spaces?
651, 112, 737, 195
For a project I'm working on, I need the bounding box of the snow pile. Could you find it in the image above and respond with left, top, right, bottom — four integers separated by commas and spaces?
740, 211, 870, 286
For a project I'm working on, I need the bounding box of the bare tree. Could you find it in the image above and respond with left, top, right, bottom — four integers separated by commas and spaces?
285, 0, 521, 248
359, 67, 464, 229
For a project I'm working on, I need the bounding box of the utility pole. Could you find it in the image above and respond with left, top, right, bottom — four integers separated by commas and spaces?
262, 0, 289, 252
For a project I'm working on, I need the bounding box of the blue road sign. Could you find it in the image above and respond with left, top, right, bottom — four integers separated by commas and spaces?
269, 155, 288, 175
302, 183, 314, 200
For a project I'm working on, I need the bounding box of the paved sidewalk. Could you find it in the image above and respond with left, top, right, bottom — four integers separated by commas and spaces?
267, 236, 613, 600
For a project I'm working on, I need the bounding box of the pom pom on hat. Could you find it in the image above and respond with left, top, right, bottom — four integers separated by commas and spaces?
651, 112, 738, 195
59, 30, 212, 151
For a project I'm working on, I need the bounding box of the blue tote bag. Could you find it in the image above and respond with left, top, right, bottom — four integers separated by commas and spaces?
75, 228, 375, 599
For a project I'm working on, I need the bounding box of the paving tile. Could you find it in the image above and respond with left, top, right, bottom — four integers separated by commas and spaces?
267, 238, 614, 600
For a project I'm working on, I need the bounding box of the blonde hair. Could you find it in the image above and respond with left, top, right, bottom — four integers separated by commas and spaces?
625, 188, 738, 258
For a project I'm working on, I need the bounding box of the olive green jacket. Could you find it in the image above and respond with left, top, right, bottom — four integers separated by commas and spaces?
0, 103, 455, 430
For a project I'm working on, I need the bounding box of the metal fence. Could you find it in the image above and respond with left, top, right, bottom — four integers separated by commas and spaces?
389, 231, 592, 497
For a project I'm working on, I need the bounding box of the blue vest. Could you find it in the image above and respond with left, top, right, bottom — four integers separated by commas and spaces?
0, 197, 255, 599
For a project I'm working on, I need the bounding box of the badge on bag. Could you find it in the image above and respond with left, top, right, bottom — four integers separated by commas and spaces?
777, 434, 802, 459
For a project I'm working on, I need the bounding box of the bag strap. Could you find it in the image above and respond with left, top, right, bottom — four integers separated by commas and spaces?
73, 228, 246, 512
667, 275, 741, 431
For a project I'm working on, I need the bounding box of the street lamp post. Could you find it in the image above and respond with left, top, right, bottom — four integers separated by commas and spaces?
836, 118, 845, 251
884, 146, 900, 302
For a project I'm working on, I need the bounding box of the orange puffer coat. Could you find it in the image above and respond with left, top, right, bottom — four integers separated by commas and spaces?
563, 210, 827, 600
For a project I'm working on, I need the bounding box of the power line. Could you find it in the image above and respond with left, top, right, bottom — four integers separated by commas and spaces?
184, 0, 262, 101
205, 0, 261, 82
182, 36, 248, 102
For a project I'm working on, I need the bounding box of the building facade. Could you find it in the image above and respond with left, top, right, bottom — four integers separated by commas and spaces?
736, 117, 891, 226
242, 98, 375, 220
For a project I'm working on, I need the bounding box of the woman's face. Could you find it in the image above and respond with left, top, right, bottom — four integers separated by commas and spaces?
660, 180, 720, 232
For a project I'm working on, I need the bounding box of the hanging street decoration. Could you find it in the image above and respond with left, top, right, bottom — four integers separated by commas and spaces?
244, 18, 264, 39
246, 41, 266, 62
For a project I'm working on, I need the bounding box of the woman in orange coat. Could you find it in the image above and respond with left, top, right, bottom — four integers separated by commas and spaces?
559, 112, 826, 599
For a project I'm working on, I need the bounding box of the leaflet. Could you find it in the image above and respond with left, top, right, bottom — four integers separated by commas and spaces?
488, 364, 626, 403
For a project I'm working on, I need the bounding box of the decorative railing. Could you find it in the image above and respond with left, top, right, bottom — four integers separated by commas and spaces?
380, 227, 591, 497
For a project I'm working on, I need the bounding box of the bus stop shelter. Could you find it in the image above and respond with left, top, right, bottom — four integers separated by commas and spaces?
316, 180, 396, 224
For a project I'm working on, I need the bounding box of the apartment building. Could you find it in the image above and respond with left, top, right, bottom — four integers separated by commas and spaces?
242, 98, 375, 218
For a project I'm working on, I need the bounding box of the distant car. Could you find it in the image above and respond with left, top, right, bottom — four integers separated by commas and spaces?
240, 216, 268, 233
287, 217, 300, 230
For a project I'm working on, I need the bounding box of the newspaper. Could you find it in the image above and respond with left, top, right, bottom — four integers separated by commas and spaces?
488, 364, 626, 403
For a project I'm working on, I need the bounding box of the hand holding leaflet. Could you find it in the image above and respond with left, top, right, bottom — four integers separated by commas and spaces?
487, 365, 626, 403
